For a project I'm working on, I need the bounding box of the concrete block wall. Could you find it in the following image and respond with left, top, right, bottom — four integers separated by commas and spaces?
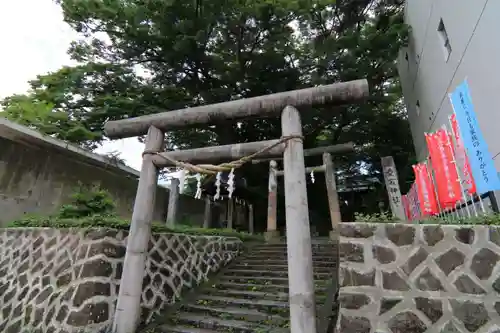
0, 119, 206, 226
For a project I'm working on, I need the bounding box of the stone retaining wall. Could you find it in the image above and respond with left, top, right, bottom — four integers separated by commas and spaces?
337, 222, 500, 333
0, 228, 242, 333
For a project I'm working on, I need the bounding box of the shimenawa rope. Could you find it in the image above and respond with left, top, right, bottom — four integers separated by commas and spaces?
142, 135, 303, 175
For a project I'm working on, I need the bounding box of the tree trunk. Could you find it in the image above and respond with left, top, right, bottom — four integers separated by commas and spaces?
281, 106, 317, 333
104, 79, 369, 138
113, 126, 164, 333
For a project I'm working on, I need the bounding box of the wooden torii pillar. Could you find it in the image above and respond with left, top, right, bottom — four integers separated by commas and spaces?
103, 79, 369, 333
264, 144, 353, 241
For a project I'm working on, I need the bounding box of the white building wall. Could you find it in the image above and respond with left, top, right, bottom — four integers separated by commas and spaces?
399, 0, 500, 211
399, 0, 497, 162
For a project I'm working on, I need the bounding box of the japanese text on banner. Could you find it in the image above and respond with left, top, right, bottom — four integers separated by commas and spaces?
450, 114, 477, 194
425, 130, 461, 209
449, 80, 500, 194
412, 163, 438, 216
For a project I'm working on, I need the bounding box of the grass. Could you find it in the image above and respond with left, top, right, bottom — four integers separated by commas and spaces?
355, 211, 500, 226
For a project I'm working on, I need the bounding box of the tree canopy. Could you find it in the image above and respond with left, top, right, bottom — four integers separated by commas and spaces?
0, 0, 415, 220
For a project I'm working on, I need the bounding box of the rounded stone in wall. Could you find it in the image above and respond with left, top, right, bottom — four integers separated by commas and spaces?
340, 224, 376, 238
339, 314, 371, 333
455, 228, 474, 244
470, 248, 500, 280
373, 245, 396, 264
454, 275, 486, 295
382, 271, 409, 291
450, 299, 489, 332
489, 227, 500, 247
423, 226, 444, 246
338, 293, 371, 310
435, 248, 465, 276
401, 247, 428, 276
341, 268, 375, 287
414, 297, 443, 324
380, 298, 402, 315
385, 225, 415, 246
493, 276, 500, 294
388, 311, 426, 333
415, 268, 444, 291
495, 302, 500, 316
340, 243, 364, 262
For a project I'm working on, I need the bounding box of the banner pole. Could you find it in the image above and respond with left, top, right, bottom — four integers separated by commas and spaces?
469, 193, 478, 217
425, 158, 443, 220
448, 110, 478, 217
478, 194, 487, 214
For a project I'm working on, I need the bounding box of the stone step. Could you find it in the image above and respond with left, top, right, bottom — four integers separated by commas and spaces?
253, 245, 336, 251
157, 325, 218, 333
245, 249, 336, 255
205, 288, 329, 304
222, 269, 331, 280
231, 263, 333, 274
212, 282, 291, 293
162, 313, 289, 333
253, 239, 334, 249
179, 304, 289, 325
219, 275, 290, 285
218, 274, 333, 287
237, 258, 336, 267
238, 254, 337, 263
204, 288, 289, 301
251, 246, 337, 254
192, 295, 289, 313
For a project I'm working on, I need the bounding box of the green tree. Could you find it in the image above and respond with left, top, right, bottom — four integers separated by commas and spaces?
1, 0, 414, 218
0, 93, 100, 148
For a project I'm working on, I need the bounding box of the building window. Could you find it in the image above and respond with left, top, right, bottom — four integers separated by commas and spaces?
437, 18, 452, 61
416, 100, 421, 116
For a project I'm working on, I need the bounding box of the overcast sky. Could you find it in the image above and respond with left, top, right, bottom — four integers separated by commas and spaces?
0, 0, 145, 171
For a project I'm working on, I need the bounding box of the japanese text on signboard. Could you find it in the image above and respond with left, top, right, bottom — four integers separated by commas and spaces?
384, 165, 401, 206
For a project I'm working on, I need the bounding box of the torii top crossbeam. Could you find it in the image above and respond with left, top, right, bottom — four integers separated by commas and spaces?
104, 79, 368, 139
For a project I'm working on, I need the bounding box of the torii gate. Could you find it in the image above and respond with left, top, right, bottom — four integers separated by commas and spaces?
257, 142, 355, 241
103, 79, 369, 333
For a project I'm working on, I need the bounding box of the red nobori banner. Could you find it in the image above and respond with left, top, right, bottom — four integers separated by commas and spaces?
407, 182, 422, 220
450, 114, 477, 195
412, 163, 439, 216
425, 130, 462, 209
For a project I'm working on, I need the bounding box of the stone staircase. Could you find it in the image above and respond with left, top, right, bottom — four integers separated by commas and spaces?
151, 239, 338, 333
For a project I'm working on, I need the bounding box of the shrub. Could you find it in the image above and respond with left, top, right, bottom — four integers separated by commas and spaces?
418, 213, 500, 225
6, 215, 263, 242
58, 184, 115, 218
354, 211, 398, 223
354, 211, 500, 226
